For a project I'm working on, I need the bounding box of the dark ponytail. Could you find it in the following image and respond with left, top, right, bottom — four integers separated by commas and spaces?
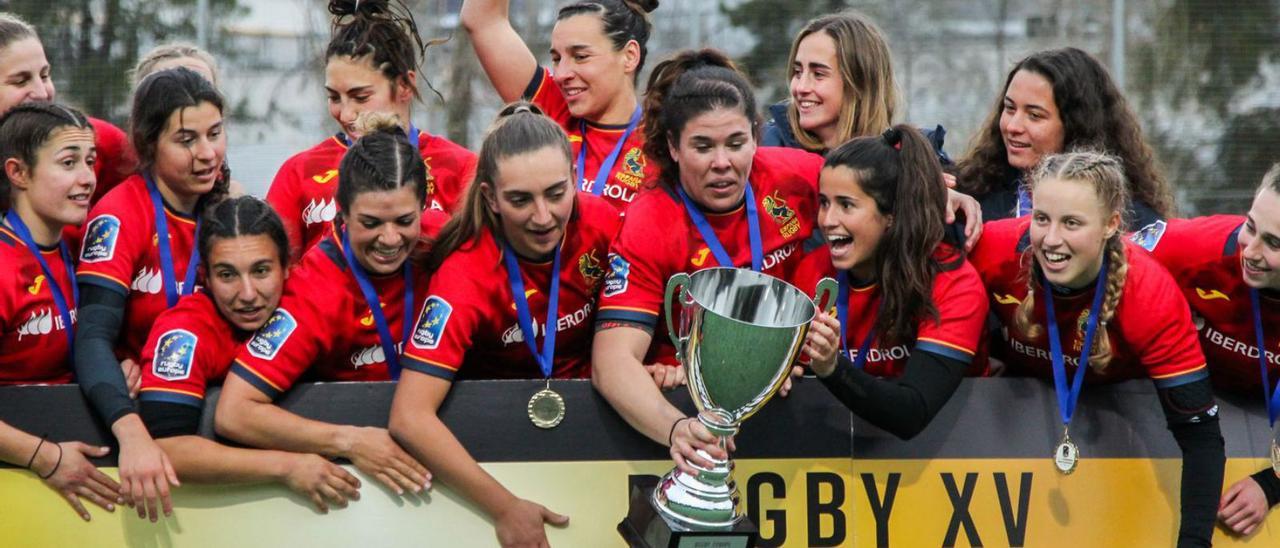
327, 0, 430, 100
824, 124, 958, 344
558, 0, 658, 78
642, 48, 756, 190
336, 111, 428, 216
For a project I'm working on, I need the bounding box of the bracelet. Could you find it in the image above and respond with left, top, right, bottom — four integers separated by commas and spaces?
38, 441, 63, 480
667, 417, 688, 447
24, 435, 47, 470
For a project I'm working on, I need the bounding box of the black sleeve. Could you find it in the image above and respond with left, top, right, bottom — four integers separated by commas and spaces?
817, 348, 967, 440
73, 283, 136, 426
1250, 467, 1280, 508
1156, 377, 1225, 548
139, 401, 202, 439
520, 66, 546, 100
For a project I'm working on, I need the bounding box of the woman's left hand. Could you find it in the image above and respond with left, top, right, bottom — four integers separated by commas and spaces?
803, 312, 841, 378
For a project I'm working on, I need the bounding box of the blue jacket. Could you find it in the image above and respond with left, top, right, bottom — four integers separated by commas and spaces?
761, 101, 952, 165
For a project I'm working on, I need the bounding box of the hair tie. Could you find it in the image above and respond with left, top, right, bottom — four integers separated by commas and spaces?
881, 127, 902, 150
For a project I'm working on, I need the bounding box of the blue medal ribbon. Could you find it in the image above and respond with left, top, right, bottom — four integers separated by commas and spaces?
835, 270, 877, 370
340, 227, 413, 380
1042, 256, 1109, 430
1015, 179, 1032, 217
4, 210, 78, 363
576, 106, 641, 196
146, 174, 201, 308
1250, 289, 1280, 426
675, 183, 764, 272
501, 242, 561, 379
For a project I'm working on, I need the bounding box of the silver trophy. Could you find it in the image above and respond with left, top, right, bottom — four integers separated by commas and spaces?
625, 267, 834, 545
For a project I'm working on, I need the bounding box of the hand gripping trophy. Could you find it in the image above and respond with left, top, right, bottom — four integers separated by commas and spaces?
620, 267, 835, 547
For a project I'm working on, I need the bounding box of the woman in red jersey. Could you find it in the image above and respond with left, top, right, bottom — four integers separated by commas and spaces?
217, 113, 431, 502
0, 101, 122, 521
74, 67, 230, 522
591, 49, 823, 476
392, 103, 609, 548
799, 125, 988, 439
0, 14, 133, 206
462, 0, 658, 209
969, 150, 1224, 546
1140, 164, 1280, 537
267, 0, 475, 261
138, 196, 360, 514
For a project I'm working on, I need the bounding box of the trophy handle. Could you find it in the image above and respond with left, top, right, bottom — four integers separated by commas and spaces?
663, 272, 690, 361
813, 277, 838, 317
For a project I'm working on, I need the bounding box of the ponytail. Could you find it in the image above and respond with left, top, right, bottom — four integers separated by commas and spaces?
824, 124, 956, 344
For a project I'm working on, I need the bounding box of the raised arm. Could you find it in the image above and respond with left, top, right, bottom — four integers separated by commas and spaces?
460, 0, 540, 102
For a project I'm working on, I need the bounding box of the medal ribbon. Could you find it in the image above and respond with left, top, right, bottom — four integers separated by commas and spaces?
576, 106, 642, 196
502, 242, 561, 379
1042, 256, 1109, 430
146, 174, 201, 308
1250, 289, 1280, 426
675, 183, 764, 272
5, 210, 78, 363
340, 227, 413, 380
835, 270, 877, 370
1015, 179, 1032, 217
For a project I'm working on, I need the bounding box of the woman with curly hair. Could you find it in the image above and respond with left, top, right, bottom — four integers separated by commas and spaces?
956, 47, 1172, 228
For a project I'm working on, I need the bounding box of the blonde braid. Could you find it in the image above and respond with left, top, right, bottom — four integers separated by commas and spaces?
1088, 236, 1128, 372
1013, 251, 1043, 341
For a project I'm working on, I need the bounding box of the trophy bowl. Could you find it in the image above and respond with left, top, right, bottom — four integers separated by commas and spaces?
651, 267, 835, 531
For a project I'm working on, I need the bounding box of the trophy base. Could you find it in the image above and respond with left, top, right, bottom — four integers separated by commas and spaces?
618, 476, 757, 548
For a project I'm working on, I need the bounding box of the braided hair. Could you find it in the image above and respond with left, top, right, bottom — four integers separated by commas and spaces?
1013, 150, 1129, 372
336, 111, 428, 216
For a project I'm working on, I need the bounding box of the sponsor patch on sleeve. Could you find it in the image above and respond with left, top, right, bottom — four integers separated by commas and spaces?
80, 215, 121, 263
247, 309, 297, 360
1128, 220, 1167, 252
411, 296, 452, 350
152, 329, 198, 381
603, 253, 631, 298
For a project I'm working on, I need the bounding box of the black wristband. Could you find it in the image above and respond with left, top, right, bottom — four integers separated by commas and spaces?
667, 417, 688, 447
37, 441, 62, 480
25, 435, 47, 470
1250, 467, 1280, 508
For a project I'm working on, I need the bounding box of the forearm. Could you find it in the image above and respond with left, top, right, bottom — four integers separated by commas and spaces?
592, 332, 686, 445
1156, 377, 1224, 548
0, 420, 42, 468
73, 284, 134, 424
460, 0, 509, 31
216, 398, 351, 458
390, 412, 514, 519
154, 436, 297, 486
818, 350, 966, 440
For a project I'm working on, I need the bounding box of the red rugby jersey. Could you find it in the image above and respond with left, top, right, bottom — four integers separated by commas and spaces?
230, 225, 427, 399
793, 245, 989, 378
525, 68, 655, 210
596, 147, 823, 365
266, 131, 476, 262
138, 292, 246, 408
0, 226, 77, 385
970, 217, 1207, 385
403, 195, 620, 381
77, 174, 199, 362
1141, 216, 1280, 394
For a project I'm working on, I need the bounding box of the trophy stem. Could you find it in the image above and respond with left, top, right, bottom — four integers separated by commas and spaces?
652, 408, 742, 530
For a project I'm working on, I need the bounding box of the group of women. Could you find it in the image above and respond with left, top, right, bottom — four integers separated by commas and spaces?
0, 0, 1276, 546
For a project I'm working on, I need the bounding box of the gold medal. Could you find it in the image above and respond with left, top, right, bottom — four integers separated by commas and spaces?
1271, 437, 1280, 478
1054, 429, 1079, 475
528, 383, 565, 429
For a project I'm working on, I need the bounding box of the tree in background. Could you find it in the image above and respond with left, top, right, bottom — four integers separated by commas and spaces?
722, 0, 846, 100
2, 0, 246, 122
